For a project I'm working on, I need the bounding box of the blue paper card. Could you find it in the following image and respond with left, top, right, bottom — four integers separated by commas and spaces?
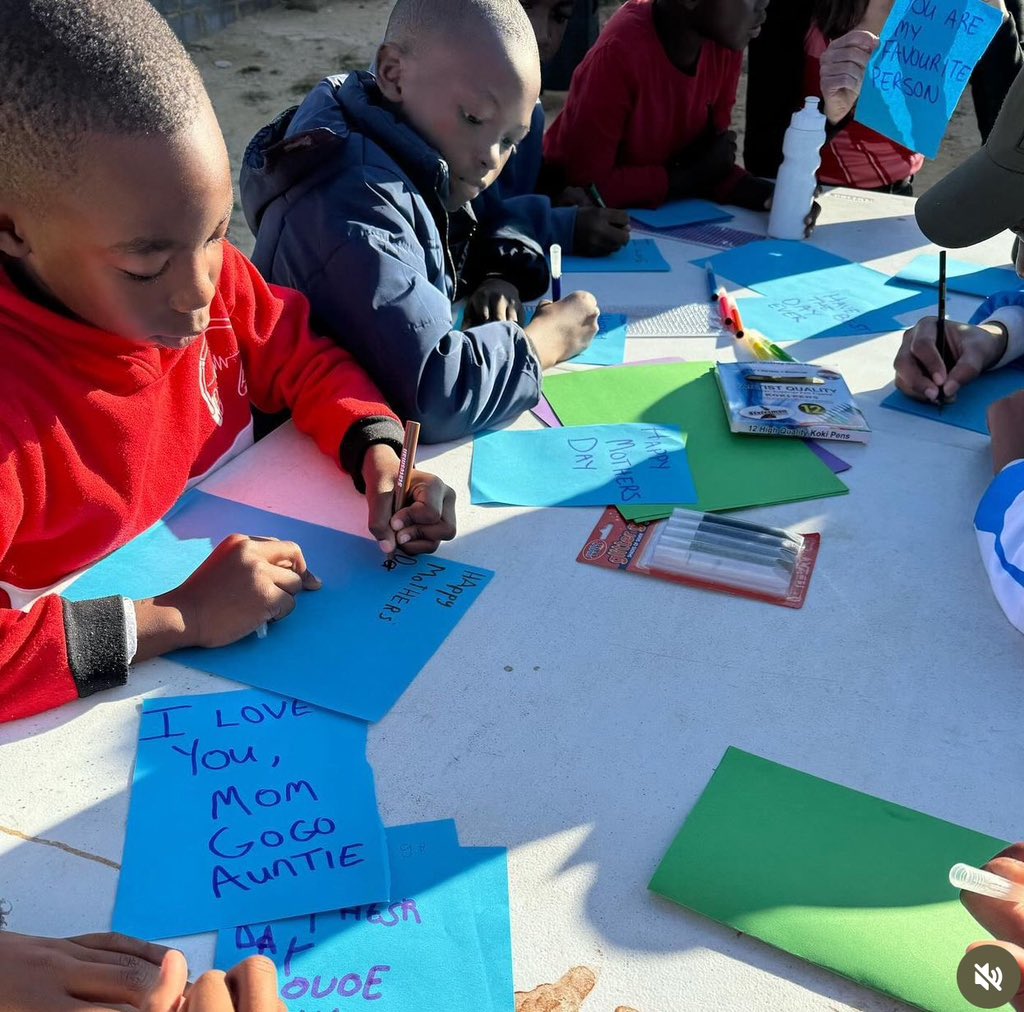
738, 265, 932, 340
881, 369, 1024, 432
114, 689, 389, 939
702, 240, 851, 288
65, 490, 493, 722
471, 423, 696, 507
703, 241, 934, 339
562, 238, 670, 273
216, 821, 513, 1011
570, 313, 629, 366
630, 200, 732, 230
893, 254, 1023, 298
855, 0, 1003, 158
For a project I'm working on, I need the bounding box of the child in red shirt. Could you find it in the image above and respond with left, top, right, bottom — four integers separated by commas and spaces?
0, 0, 456, 724
543, 0, 773, 210
809, 1, 923, 192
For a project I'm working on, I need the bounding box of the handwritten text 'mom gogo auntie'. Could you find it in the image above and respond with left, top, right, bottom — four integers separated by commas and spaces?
873, 1, 992, 102
145, 700, 367, 900
570, 428, 675, 504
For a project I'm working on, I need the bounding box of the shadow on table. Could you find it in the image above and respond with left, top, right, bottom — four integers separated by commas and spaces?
366, 505, 965, 1012
0, 466, 997, 1012
810, 214, 928, 262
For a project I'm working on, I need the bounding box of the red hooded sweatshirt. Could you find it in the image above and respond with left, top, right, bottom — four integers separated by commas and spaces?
0, 243, 402, 723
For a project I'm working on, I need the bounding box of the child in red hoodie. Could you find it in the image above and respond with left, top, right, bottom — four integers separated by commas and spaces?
0, 0, 456, 725
542, 0, 773, 210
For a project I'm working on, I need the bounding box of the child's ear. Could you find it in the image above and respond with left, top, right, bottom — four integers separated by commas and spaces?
0, 210, 30, 259
375, 42, 405, 103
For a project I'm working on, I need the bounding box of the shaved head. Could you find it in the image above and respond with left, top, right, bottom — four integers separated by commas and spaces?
0, 0, 206, 204
384, 0, 539, 65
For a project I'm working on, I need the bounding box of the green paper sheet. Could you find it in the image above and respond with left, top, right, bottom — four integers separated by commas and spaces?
543, 363, 848, 518
649, 747, 1009, 1012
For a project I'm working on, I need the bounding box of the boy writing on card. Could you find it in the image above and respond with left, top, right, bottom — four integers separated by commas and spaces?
541, 0, 775, 212
0, 0, 456, 725
474, 0, 631, 262
240, 0, 600, 443
894, 68, 1024, 637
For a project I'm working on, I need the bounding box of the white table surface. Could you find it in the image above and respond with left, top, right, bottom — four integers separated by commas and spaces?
2, 188, 1021, 1012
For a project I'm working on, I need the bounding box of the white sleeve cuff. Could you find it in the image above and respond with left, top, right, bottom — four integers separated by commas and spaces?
121, 597, 138, 664
985, 305, 1024, 369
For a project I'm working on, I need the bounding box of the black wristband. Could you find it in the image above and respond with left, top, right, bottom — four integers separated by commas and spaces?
62, 596, 130, 698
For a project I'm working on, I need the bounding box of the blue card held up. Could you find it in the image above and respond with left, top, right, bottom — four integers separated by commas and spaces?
562, 238, 670, 274
470, 423, 696, 508
216, 820, 514, 1011
893, 254, 1023, 298
114, 689, 389, 939
65, 490, 493, 722
881, 369, 1024, 433
855, 0, 1002, 158
630, 200, 732, 230
570, 313, 628, 366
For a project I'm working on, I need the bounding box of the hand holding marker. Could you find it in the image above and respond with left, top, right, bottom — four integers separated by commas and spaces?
254, 423, 420, 633
384, 419, 421, 571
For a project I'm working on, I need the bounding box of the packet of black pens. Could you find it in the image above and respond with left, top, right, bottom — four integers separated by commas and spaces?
577, 506, 820, 608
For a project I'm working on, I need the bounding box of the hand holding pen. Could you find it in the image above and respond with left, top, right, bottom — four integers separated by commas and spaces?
894, 316, 1009, 406
363, 427, 456, 567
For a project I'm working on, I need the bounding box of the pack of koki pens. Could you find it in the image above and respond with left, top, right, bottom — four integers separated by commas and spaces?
577, 506, 820, 608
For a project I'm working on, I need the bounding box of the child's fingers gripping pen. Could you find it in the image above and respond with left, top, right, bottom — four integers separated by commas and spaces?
950, 863, 1024, 903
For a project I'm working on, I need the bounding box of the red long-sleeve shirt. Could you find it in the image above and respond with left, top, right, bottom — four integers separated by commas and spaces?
543, 0, 748, 209
0, 243, 401, 724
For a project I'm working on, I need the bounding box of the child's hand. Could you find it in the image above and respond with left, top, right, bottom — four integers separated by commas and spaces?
157, 535, 321, 649
669, 131, 737, 198
961, 843, 1024, 1011
556, 186, 596, 208
893, 317, 1008, 402
699, 129, 738, 181
573, 208, 631, 256
762, 186, 822, 237
464, 278, 524, 326
820, 30, 880, 123
180, 957, 285, 1012
0, 930, 170, 1011
525, 291, 600, 369
143, 950, 286, 1012
361, 444, 457, 556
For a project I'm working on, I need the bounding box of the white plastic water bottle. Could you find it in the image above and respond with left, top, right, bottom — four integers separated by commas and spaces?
767, 97, 826, 241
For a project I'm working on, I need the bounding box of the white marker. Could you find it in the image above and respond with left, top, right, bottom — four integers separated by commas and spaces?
950, 863, 1024, 903
256, 623, 268, 639
550, 243, 562, 302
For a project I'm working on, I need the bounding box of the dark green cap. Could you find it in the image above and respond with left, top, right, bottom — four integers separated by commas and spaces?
916, 66, 1024, 248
